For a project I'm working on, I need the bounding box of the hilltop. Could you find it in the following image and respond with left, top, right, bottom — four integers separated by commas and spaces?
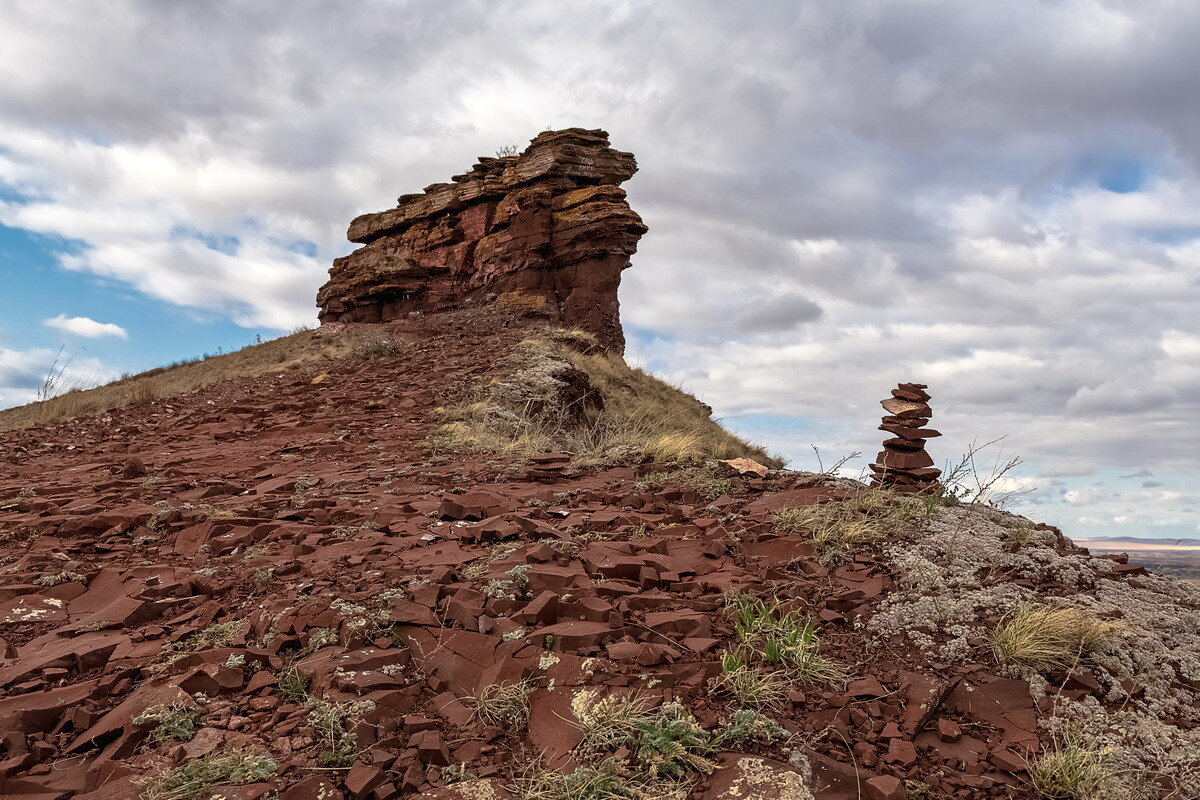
1, 130, 1197, 800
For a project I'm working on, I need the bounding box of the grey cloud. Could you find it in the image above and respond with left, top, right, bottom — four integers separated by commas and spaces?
736, 293, 823, 334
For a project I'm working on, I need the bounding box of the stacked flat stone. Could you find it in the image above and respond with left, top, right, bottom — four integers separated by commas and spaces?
870, 382, 942, 493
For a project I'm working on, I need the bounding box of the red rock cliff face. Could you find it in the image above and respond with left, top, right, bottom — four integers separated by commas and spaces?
316, 128, 647, 351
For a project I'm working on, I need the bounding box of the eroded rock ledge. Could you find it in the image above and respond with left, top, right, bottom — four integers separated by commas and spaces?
316, 128, 647, 351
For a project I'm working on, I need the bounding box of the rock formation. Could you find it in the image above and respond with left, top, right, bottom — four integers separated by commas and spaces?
316, 128, 647, 352
870, 382, 942, 492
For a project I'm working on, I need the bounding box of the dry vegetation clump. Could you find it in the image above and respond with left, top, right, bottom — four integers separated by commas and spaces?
724, 592, 846, 686
772, 488, 935, 563
539, 695, 803, 800
634, 462, 734, 498
305, 697, 375, 767
429, 331, 782, 467
1027, 728, 1126, 800
141, 749, 277, 800
570, 689, 655, 755
989, 604, 1120, 671
512, 756, 682, 800
469, 679, 535, 726
713, 651, 790, 709
132, 702, 200, 744
0, 326, 369, 432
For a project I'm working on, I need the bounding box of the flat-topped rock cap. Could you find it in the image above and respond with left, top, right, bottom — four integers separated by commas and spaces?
347, 128, 638, 244
317, 128, 647, 352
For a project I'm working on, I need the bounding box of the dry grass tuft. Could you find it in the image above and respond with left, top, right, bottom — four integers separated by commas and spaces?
989, 604, 1120, 671
1027, 729, 1125, 799
469, 679, 534, 726
570, 689, 655, 755
511, 756, 687, 800
773, 488, 934, 563
430, 332, 782, 467
0, 327, 371, 432
713, 650, 790, 709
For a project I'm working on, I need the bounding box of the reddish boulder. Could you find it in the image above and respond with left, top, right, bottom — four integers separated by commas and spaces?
864, 775, 906, 800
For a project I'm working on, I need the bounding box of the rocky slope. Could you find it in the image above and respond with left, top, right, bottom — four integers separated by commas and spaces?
2, 309, 1197, 800
2, 133, 1197, 800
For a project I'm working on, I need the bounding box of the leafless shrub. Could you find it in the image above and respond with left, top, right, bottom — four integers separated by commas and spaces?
808, 444, 861, 478
941, 437, 1031, 507
351, 337, 403, 361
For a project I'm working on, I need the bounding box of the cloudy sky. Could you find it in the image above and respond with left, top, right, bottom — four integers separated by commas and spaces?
2, 0, 1198, 539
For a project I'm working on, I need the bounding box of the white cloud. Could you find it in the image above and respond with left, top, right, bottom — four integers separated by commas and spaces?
0, 346, 118, 406
43, 314, 128, 339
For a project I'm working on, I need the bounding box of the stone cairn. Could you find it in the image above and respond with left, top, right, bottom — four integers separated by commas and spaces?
870, 382, 942, 493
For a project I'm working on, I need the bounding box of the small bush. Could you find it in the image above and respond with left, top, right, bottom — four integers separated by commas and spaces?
142, 750, 276, 800
713, 708, 789, 748
34, 570, 84, 587
154, 620, 243, 672
168, 621, 241, 653
633, 702, 715, 779
989, 605, 1119, 671
444, 763, 473, 784
277, 665, 311, 700
463, 540, 523, 580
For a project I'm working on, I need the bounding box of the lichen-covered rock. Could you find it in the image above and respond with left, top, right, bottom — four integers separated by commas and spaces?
316, 128, 647, 352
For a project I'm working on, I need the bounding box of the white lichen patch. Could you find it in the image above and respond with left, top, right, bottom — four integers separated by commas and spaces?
0, 596, 65, 622
863, 502, 1200, 796
715, 756, 814, 800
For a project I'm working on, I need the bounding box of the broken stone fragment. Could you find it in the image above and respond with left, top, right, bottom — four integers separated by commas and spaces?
874, 449, 935, 470
879, 397, 932, 419
716, 457, 771, 477
703, 754, 815, 800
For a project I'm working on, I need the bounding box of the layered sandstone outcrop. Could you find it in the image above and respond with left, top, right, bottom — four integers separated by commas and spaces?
316, 128, 647, 351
